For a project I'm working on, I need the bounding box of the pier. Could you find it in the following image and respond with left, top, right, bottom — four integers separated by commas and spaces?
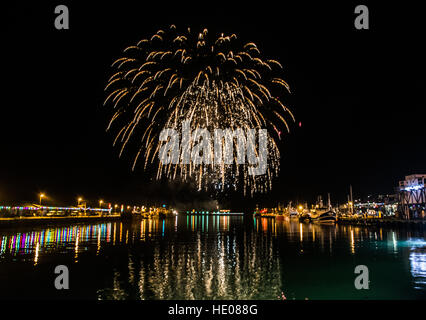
0, 203, 179, 228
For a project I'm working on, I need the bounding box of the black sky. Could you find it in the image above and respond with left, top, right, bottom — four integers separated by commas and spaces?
2, 1, 425, 209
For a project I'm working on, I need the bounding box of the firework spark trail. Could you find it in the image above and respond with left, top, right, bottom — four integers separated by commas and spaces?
104, 25, 294, 195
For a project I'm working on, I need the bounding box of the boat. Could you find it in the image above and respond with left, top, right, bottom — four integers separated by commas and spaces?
298, 212, 311, 222
310, 193, 337, 223
289, 210, 299, 219
285, 202, 299, 219
212, 210, 243, 215
158, 208, 176, 218
259, 208, 275, 218
310, 210, 337, 223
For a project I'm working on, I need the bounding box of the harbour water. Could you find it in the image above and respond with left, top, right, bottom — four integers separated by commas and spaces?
0, 215, 425, 300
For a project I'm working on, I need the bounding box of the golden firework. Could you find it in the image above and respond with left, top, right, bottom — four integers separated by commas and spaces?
104, 26, 294, 195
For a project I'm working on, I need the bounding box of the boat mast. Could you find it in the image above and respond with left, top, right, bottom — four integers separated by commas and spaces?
327, 193, 331, 210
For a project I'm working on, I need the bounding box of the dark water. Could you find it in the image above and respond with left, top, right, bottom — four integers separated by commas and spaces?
0, 215, 425, 300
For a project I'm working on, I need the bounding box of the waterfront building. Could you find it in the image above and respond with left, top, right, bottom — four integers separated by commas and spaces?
351, 195, 398, 217
397, 174, 426, 219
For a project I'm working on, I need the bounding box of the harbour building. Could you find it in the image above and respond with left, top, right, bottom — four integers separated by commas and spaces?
397, 174, 426, 219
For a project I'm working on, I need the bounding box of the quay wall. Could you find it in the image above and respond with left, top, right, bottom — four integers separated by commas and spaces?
337, 217, 426, 227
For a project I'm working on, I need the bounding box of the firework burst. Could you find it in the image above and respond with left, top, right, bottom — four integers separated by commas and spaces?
104, 25, 294, 195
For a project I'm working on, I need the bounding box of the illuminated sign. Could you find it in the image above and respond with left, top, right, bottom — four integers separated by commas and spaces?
404, 185, 423, 191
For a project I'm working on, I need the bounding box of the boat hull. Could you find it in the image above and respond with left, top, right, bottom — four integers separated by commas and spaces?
311, 210, 337, 224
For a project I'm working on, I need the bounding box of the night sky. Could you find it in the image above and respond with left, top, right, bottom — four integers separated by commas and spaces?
2, 2, 425, 209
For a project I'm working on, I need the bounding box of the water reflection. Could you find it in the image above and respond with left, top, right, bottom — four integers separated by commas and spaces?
101, 216, 282, 299
0, 216, 425, 299
407, 239, 426, 290
119, 231, 282, 299
410, 249, 426, 289
0, 223, 116, 264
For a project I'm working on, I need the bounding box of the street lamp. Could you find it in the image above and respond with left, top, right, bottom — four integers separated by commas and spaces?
39, 193, 45, 206
99, 200, 104, 208
78, 197, 83, 207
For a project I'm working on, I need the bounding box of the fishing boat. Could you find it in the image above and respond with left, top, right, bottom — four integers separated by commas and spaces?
285, 202, 299, 219
289, 209, 299, 219
310, 210, 337, 223
310, 193, 337, 224
260, 208, 276, 218
298, 212, 311, 222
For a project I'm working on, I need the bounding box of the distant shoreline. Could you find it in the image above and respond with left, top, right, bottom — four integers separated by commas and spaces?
1, 214, 425, 230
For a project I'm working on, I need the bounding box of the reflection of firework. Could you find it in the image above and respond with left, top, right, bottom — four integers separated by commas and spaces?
104, 25, 294, 195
